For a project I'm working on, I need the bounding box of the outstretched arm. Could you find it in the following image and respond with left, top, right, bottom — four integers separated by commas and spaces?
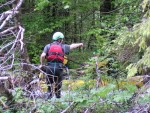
70, 43, 83, 50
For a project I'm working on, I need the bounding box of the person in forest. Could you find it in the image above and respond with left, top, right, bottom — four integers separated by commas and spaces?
40, 32, 83, 99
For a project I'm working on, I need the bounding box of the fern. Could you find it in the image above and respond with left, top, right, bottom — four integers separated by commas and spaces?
113, 5, 150, 76
137, 47, 150, 68
126, 64, 138, 77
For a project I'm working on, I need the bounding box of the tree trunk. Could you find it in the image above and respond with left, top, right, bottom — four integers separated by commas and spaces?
88, 1, 96, 50
101, 0, 112, 12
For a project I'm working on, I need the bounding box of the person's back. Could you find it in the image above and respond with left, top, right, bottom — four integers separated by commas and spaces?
40, 32, 83, 99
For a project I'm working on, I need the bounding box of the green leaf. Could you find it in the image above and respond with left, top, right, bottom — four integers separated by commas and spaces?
139, 38, 147, 50
113, 91, 132, 102
39, 104, 55, 112
91, 84, 115, 98
138, 94, 150, 103
35, 0, 49, 11
75, 98, 87, 105
98, 84, 115, 98
64, 5, 70, 9
124, 84, 137, 93
126, 64, 137, 77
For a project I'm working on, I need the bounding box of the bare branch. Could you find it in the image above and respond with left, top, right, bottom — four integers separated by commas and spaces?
13, 0, 23, 11
0, 14, 13, 29
0, 0, 16, 8
0, 10, 18, 22
0, 26, 17, 36
61, 102, 75, 113
19, 25, 24, 51
0, 76, 9, 80
0, 0, 23, 30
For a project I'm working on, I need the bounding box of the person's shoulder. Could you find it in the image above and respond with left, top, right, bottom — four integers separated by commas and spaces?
45, 43, 51, 46
62, 43, 70, 46
62, 44, 70, 48
44, 43, 51, 49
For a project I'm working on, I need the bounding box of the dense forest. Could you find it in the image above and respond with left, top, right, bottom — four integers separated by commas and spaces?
0, 0, 150, 113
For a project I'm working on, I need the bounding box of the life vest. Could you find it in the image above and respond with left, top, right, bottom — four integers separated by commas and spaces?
47, 42, 64, 62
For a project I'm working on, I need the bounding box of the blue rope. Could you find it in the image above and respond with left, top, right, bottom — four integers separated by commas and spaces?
54, 62, 56, 75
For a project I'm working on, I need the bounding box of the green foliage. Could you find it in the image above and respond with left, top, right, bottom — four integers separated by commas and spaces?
37, 102, 55, 113
113, 90, 132, 102
138, 94, 150, 103
12, 88, 23, 101
67, 50, 93, 69
0, 0, 5, 3
114, 20, 150, 76
74, 96, 87, 106
91, 84, 115, 98
0, 74, 140, 113
28, 42, 43, 63
110, 0, 150, 77
126, 64, 138, 77
137, 47, 150, 68
2, 0, 149, 112
124, 84, 137, 93
35, 0, 49, 10
90, 83, 137, 104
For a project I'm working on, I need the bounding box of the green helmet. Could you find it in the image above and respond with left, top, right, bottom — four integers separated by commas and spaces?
52, 32, 64, 40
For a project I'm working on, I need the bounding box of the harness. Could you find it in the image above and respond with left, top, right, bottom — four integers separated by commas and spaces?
46, 42, 64, 76
47, 42, 64, 63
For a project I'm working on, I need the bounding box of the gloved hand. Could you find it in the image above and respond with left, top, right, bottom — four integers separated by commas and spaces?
80, 43, 83, 47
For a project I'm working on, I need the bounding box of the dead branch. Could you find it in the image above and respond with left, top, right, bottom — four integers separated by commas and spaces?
0, 76, 9, 80
0, 0, 23, 30
0, 0, 16, 9
0, 0, 25, 75
19, 25, 24, 50
0, 0, 44, 112
0, 14, 13, 30
0, 26, 17, 36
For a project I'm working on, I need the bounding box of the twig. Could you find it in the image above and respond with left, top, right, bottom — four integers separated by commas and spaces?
96, 57, 101, 89
0, 98, 9, 109
61, 101, 75, 113
0, 0, 16, 8
0, 26, 17, 36
29, 95, 37, 113
84, 103, 96, 113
